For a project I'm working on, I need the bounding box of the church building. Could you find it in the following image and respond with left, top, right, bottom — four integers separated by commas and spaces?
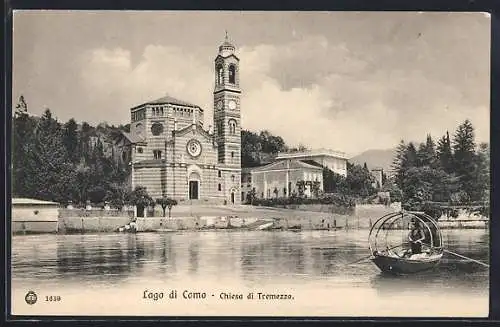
116, 37, 242, 205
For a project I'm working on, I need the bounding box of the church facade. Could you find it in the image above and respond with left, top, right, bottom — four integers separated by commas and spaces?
117, 38, 242, 205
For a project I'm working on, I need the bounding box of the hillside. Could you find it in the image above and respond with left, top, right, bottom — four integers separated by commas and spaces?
349, 148, 396, 173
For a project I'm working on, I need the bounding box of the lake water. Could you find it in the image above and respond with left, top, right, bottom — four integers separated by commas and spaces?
10, 229, 489, 317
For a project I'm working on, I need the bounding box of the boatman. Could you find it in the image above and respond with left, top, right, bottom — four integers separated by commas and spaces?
408, 220, 426, 255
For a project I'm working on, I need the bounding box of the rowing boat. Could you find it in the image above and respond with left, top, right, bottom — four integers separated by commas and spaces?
368, 211, 444, 275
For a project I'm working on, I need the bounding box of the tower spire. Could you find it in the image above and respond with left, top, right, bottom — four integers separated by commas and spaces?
225, 30, 228, 41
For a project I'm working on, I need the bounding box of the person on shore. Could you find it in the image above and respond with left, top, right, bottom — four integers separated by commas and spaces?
408, 220, 426, 256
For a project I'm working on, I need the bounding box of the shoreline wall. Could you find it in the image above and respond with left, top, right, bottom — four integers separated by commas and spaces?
12, 203, 489, 235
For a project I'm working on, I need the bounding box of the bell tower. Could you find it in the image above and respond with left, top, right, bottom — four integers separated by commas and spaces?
213, 32, 241, 205
213, 33, 241, 168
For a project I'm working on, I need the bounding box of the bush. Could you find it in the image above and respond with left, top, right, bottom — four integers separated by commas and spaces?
420, 202, 444, 220
251, 193, 356, 212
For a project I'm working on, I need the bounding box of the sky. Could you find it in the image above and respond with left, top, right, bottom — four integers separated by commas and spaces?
12, 11, 491, 157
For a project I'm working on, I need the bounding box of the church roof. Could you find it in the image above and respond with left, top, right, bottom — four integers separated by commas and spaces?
131, 95, 200, 110
173, 123, 215, 143
119, 131, 146, 145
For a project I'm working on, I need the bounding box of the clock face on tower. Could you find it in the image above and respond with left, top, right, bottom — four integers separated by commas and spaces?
216, 100, 223, 110
228, 100, 237, 110
186, 139, 202, 158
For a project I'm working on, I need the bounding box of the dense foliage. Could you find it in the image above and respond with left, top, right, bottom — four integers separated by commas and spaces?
389, 120, 489, 214
251, 193, 356, 215
241, 130, 307, 167
12, 97, 130, 206
322, 162, 377, 198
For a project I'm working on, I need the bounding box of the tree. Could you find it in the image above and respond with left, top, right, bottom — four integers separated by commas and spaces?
156, 197, 178, 218
436, 131, 453, 174
88, 185, 106, 204
63, 118, 79, 163
312, 181, 321, 198
401, 166, 457, 210
296, 180, 306, 197
322, 167, 347, 194
288, 144, 308, 152
79, 122, 94, 161
22, 109, 76, 202
403, 143, 418, 168
14, 95, 28, 117
246, 188, 257, 204
473, 142, 490, 202
417, 134, 436, 167
12, 96, 37, 197
391, 139, 406, 178
396, 142, 417, 194
381, 176, 402, 203
106, 182, 128, 209
126, 186, 154, 217
452, 120, 477, 201
345, 163, 376, 197
241, 129, 290, 167
241, 130, 262, 167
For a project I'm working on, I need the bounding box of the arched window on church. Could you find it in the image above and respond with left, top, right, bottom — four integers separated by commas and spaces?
228, 65, 236, 84
228, 120, 236, 135
216, 64, 223, 85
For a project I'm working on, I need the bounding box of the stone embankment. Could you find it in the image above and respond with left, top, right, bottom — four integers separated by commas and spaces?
13, 203, 489, 235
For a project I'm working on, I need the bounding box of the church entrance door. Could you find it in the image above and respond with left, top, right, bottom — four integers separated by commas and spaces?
189, 181, 199, 200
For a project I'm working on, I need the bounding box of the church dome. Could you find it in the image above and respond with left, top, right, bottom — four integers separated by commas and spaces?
219, 40, 235, 53
218, 32, 235, 55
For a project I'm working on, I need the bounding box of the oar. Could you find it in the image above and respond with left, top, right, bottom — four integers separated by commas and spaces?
347, 243, 489, 268
420, 242, 490, 268
345, 256, 372, 266
442, 249, 490, 268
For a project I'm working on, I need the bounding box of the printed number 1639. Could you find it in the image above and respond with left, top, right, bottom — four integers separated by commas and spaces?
45, 295, 61, 302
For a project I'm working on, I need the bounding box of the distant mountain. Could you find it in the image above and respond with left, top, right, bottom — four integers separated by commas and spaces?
349, 148, 396, 173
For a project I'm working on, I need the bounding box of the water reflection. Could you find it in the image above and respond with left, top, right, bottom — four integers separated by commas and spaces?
12, 230, 489, 293
188, 240, 199, 274
54, 235, 147, 280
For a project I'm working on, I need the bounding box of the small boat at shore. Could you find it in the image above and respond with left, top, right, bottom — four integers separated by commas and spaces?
368, 211, 444, 275
255, 222, 274, 230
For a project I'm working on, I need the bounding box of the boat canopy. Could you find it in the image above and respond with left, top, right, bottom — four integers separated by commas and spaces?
368, 211, 443, 257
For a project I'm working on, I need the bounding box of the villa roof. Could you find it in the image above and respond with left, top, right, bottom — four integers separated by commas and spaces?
276, 148, 348, 160
299, 159, 324, 168
249, 159, 323, 173
131, 95, 200, 110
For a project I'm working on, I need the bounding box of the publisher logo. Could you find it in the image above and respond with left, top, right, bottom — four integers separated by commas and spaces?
25, 291, 37, 305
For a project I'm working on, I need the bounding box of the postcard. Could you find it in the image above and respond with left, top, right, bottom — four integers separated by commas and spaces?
10, 10, 490, 318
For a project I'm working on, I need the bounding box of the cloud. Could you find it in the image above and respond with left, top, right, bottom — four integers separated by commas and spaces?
79, 45, 214, 125
77, 30, 489, 156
